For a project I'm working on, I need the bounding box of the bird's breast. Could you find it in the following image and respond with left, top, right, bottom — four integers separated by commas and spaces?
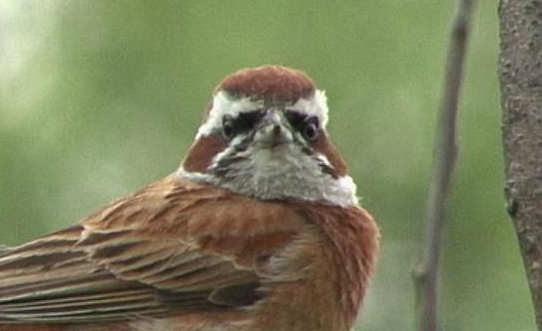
247, 202, 380, 331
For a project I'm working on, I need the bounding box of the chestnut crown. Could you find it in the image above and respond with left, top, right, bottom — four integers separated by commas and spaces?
218, 65, 315, 104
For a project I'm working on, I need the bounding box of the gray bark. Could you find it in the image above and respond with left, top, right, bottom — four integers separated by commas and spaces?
499, 0, 542, 329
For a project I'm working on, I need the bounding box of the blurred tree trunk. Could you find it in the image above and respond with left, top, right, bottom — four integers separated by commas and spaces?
499, 0, 542, 330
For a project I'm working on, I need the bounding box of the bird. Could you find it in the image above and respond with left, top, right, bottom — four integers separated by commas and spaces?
0, 65, 380, 331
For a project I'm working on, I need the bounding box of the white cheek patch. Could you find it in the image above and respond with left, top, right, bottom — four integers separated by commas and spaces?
196, 89, 329, 139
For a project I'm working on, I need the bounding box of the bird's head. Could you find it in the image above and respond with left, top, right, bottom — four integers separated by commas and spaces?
180, 66, 357, 206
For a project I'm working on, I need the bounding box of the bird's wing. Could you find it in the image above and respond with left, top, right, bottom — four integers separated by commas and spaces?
0, 176, 305, 323
0, 246, 11, 257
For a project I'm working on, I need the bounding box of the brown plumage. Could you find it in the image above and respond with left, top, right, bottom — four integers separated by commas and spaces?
217, 66, 316, 104
0, 66, 380, 331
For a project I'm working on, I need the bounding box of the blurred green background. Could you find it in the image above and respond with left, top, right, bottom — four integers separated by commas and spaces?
0, 1, 532, 330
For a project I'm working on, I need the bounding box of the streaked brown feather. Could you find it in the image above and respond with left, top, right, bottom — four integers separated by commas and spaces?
0, 176, 378, 331
0, 175, 305, 325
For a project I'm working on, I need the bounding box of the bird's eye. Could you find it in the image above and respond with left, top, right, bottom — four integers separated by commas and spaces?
222, 115, 235, 140
302, 117, 319, 142
285, 111, 320, 142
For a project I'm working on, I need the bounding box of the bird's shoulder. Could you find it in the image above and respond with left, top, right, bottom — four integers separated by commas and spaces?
81, 175, 310, 261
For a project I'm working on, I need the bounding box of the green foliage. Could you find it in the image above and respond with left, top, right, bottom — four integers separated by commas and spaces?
0, 1, 532, 330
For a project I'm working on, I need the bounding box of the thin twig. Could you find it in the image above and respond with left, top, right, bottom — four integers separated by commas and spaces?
412, 1, 476, 331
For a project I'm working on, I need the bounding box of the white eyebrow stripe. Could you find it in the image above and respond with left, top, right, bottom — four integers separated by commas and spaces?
196, 90, 329, 139
288, 90, 329, 127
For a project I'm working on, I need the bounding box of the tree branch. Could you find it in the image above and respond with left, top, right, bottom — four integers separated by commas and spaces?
500, 0, 542, 329
413, 1, 476, 331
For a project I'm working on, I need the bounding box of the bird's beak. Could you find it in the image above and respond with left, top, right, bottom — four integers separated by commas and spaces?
254, 110, 293, 148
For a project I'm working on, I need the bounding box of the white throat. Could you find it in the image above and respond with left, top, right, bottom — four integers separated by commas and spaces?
178, 142, 358, 207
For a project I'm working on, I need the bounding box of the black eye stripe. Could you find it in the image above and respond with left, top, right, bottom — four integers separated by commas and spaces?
222, 110, 265, 138
222, 110, 319, 140
284, 110, 307, 129
235, 110, 265, 131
